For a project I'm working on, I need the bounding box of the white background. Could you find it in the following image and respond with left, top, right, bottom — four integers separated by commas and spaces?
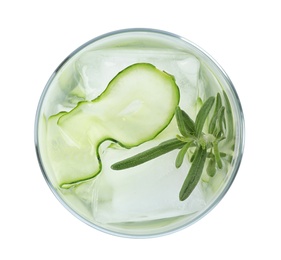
1, 0, 280, 259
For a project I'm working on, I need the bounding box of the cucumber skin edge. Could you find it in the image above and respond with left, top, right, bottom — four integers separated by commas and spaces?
54, 63, 180, 188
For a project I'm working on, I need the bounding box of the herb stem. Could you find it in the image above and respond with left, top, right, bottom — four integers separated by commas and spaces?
111, 138, 184, 170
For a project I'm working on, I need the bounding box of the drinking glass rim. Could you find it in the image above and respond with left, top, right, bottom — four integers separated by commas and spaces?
34, 28, 245, 238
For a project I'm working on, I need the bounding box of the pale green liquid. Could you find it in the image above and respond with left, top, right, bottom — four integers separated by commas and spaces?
37, 31, 239, 237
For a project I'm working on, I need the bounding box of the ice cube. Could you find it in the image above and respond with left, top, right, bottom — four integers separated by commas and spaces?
75, 48, 200, 108
92, 140, 206, 224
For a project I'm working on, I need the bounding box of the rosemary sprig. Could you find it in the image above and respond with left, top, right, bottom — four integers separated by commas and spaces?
111, 93, 231, 201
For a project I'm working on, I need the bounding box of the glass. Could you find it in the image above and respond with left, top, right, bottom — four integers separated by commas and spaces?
35, 28, 244, 238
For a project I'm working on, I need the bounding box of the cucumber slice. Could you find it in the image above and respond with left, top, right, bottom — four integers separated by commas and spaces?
46, 63, 180, 187
46, 112, 101, 188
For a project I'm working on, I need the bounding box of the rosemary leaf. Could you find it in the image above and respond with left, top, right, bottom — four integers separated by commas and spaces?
214, 93, 222, 114
111, 138, 184, 170
189, 147, 198, 163
181, 110, 195, 134
207, 157, 216, 177
182, 111, 195, 133
179, 146, 207, 201
209, 93, 222, 134
208, 114, 217, 134
210, 106, 225, 136
214, 141, 222, 169
223, 91, 234, 144
195, 96, 215, 137
215, 106, 225, 138
175, 107, 189, 136
175, 142, 192, 168
175, 107, 195, 136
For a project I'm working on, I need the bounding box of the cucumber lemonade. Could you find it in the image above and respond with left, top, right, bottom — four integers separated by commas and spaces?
35, 29, 244, 237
